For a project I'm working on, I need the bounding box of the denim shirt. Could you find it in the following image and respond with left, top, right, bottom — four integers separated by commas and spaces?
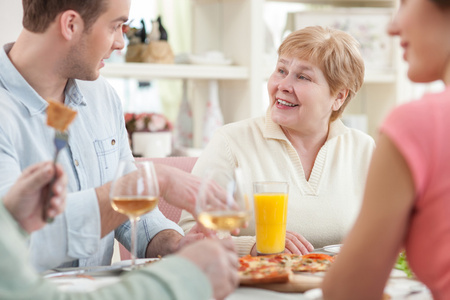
0, 44, 183, 272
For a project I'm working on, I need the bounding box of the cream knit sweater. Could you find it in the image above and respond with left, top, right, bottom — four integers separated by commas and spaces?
179, 114, 375, 256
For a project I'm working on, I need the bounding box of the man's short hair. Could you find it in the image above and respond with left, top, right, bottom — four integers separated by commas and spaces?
22, 0, 108, 33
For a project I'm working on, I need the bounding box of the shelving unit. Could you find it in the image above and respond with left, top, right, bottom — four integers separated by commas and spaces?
101, 0, 402, 148
268, 0, 392, 6
101, 63, 249, 80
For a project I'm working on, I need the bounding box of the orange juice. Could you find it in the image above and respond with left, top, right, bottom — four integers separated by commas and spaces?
253, 193, 288, 254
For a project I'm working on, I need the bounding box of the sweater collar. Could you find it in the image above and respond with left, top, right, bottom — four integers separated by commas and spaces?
263, 108, 349, 142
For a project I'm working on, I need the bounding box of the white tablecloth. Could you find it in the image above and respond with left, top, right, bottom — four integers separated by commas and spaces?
47, 268, 432, 300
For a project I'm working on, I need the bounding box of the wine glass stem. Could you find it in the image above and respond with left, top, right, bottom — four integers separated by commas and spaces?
130, 217, 137, 268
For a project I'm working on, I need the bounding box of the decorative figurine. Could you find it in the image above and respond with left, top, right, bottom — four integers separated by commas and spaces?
125, 17, 174, 64
147, 19, 161, 42
157, 16, 168, 41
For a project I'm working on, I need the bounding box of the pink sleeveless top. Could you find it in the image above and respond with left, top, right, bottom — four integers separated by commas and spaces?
381, 87, 450, 300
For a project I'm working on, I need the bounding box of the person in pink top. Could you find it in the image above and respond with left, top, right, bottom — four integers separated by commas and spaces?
322, 0, 450, 299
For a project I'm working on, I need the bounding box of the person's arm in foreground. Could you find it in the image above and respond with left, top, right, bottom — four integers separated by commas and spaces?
321, 134, 415, 300
1, 162, 238, 300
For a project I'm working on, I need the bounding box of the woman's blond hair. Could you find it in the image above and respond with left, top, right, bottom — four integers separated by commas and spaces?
278, 26, 365, 122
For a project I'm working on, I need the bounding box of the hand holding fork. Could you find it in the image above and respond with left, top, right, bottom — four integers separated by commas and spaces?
41, 130, 69, 223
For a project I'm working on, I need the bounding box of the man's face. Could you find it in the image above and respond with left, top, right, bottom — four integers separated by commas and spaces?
66, 0, 130, 80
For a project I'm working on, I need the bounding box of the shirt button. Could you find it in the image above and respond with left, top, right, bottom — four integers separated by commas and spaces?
74, 159, 79, 166
111, 139, 116, 145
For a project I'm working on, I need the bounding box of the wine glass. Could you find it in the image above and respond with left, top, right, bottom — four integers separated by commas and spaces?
110, 160, 159, 268
196, 168, 252, 238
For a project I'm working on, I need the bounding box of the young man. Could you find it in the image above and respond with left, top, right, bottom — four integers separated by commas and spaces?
0, 0, 205, 271
1, 161, 238, 300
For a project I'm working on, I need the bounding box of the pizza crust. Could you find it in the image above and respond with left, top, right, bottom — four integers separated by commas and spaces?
240, 271, 290, 285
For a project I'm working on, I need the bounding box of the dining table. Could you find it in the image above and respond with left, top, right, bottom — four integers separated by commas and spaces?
43, 254, 433, 300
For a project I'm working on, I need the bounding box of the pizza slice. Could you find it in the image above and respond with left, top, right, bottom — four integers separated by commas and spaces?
291, 253, 335, 273
239, 255, 291, 285
239, 253, 337, 285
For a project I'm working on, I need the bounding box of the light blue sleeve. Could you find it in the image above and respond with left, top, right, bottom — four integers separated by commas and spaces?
115, 207, 185, 258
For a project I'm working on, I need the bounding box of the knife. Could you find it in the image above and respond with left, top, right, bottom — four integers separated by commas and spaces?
44, 265, 125, 278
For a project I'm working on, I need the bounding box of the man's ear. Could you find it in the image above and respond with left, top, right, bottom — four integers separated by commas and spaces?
332, 89, 349, 111
59, 10, 83, 40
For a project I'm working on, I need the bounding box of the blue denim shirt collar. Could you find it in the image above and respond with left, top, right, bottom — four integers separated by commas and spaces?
65, 78, 87, 107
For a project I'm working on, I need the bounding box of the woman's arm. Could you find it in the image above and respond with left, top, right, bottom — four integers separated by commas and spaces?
322, 133, 415, 300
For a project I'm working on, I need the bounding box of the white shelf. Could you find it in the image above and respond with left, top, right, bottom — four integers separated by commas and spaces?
267, 0, 393, 7
101, 63, 249, 80
196, 0, 393, 5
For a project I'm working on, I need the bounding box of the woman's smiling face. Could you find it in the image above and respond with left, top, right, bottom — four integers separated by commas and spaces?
268, 56, 344, 135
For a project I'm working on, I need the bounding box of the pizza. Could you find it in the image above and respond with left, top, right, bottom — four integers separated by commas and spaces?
239, 254, 294, 285
239, 253, 335, 285
46, 99, 78, 131
291, 253, 335, 272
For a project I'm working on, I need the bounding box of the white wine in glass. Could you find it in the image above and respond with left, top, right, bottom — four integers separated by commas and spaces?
196, 168, 252, 238
110, 160, 159, 267
111, 195, 159, 219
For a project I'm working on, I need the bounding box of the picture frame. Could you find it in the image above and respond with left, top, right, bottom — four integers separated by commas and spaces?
293, 8, 394, 72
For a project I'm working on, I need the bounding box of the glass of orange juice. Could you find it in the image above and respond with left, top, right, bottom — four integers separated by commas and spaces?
253, 181, 289, 255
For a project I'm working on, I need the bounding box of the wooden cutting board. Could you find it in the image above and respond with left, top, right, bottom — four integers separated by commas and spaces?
240, 273, 323, 293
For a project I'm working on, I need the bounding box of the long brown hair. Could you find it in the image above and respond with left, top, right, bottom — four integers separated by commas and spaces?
431, 0, 450, 8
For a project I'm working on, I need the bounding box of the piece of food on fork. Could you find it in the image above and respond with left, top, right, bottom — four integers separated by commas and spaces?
46, 99, 78, 131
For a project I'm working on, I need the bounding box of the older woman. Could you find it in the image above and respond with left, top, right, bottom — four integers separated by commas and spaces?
179, 26, 375, 256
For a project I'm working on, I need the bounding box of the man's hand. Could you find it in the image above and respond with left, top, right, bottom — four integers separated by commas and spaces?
249, 230, 314, 256
177, 222, 218, 248
154, 164, 201, 215
145, 223, 216, 257
177, 239, 239, 300
3, 161, 67, 233
154, 164, 227, 217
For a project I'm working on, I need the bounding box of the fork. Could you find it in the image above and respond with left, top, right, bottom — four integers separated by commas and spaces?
41, 130, 69, 223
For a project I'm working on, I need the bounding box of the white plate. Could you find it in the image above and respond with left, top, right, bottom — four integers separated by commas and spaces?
112, 258, 160, 268
322, 244, 342, 254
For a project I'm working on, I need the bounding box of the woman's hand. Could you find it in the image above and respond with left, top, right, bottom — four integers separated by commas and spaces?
283, 230, 314, 255
3, 161, 67, 233
249, 230, 314, 256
